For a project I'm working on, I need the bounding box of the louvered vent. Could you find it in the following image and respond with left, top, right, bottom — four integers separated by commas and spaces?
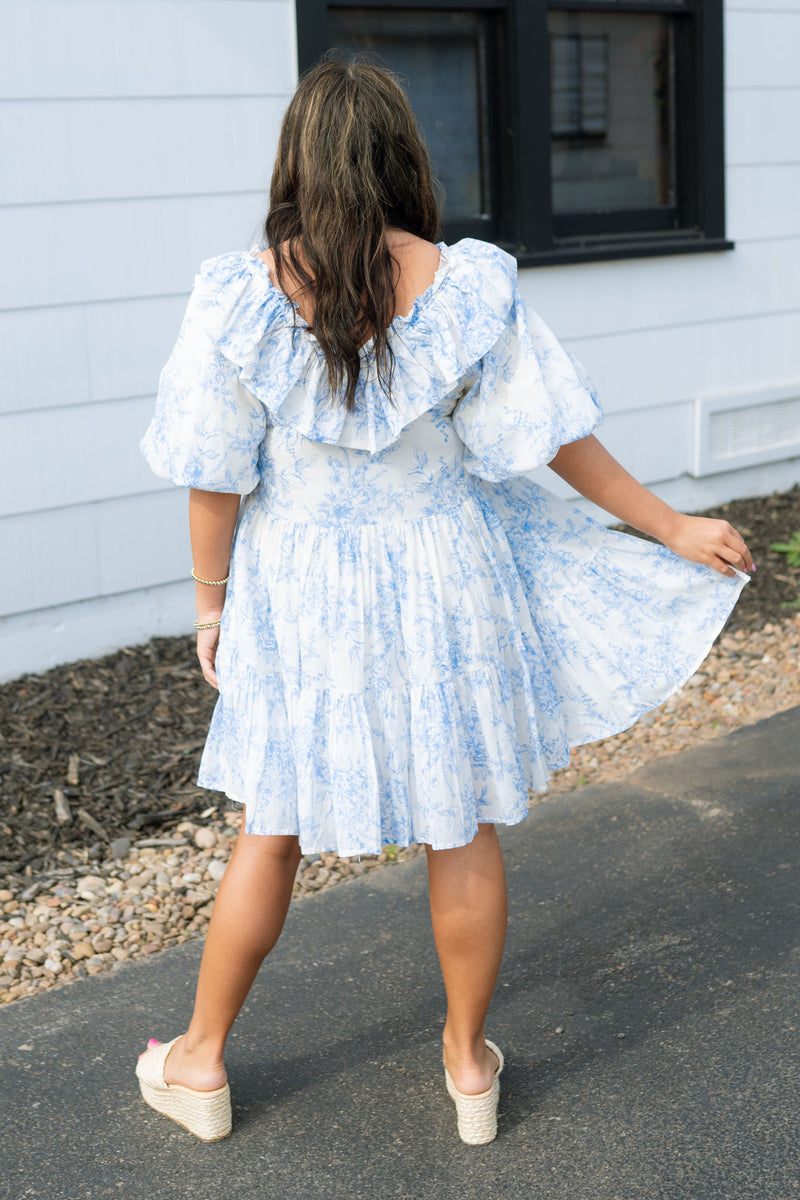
692, 386, 800, 477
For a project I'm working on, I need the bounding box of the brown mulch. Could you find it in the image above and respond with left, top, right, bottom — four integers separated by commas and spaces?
2, 484, 799, 883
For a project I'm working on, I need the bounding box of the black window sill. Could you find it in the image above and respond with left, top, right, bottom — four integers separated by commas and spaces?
507, 234, 735, 269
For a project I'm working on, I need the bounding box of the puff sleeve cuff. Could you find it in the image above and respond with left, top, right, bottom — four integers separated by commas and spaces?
452, 282, 604, 483
139, 275, 269, 494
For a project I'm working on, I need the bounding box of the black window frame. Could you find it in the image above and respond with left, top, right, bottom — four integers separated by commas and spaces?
296, 0, 733, 267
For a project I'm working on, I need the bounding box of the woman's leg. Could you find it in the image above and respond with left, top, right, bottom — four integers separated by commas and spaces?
162, 814, 301, 1091
425, 823, 508, 1095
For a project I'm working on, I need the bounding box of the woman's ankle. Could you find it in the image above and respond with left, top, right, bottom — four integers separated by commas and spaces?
180, 1029, 226, 1068
443, 1025, 486, 1063
442, 1027, 497, 1092
164, 1033, 228, 1090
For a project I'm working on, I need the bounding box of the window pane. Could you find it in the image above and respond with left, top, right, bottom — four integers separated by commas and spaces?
329, 9, 491, 222
548, 10, 675, 214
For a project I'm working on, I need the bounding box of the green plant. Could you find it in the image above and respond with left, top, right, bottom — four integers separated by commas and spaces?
770, 531, 800, 609
770, 531, 800, 567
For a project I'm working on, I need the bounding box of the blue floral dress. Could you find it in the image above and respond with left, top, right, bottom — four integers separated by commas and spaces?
140, 238, 748, 856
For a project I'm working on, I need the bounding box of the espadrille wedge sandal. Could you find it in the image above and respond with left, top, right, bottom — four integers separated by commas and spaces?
135, 1036, 232, 1142
444, 1039, 504, 1145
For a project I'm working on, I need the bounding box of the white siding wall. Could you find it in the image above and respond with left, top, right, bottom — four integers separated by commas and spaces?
0, 0, 296, 681
2, 0, 799, 682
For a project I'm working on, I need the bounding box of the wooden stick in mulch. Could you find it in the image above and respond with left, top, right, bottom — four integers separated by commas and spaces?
53, 789, 72, 825
66, 753, 80, 787
76, 807, 109, 842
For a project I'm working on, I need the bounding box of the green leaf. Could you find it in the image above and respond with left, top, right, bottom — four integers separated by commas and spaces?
770, 531, 800, 567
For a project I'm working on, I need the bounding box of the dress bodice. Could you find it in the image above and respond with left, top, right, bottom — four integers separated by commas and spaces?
140, 237, 604, 499
247, 393, 478, 527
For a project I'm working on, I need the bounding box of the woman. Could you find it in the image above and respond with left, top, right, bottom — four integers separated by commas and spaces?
137, 58, 752, 1145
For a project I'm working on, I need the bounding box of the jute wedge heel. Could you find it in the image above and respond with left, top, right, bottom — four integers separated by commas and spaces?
444, 1039, 504, 1145
135, 1036, 232, 1142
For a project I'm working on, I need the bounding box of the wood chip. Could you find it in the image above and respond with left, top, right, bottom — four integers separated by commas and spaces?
53, 789, 72, 825
76, 807, 108, 842
66, 753, 80, 787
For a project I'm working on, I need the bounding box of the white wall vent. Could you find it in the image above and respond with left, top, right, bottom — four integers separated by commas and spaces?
691, 384, 800, 477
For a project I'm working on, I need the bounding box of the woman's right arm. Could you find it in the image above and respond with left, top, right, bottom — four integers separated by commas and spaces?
189, 488, 241, 689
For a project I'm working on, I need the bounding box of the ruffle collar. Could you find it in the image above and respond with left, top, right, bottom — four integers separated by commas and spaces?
189, 238, 517, 453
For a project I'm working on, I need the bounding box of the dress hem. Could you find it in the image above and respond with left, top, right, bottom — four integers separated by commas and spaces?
193, 780, 532, 856
558, 567, 748, 761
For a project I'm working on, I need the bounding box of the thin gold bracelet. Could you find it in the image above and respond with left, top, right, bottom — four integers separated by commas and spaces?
191, 567, 229, 586
194, 618, 222, 630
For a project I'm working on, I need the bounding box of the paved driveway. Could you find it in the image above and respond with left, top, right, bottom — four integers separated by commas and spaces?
2, 707, 798, 1200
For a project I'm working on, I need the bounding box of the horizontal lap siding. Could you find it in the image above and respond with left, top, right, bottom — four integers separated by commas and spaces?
0, 97, 284, 207
568, 312, 800, 417
0, 193, 268, 310
724, 8, 800, 89
726, 164, 800, 242
1, 492, 188, 618
725, 89, 800, 165
1, 0, 295, 677
0, 398, 165, 517
517, 237, 800, 341
0, 2, 296, 99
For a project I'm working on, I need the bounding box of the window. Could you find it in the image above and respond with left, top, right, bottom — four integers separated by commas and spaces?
296, 0, 732, 267
328, 8, 503, 235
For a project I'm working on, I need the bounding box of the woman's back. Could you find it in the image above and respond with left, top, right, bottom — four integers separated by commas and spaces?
256, 229, 444, 343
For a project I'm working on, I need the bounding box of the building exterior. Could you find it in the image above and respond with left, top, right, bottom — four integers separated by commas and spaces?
1, 0, 799, 683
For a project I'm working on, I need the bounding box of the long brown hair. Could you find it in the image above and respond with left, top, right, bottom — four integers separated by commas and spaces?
264, 58, 441, 413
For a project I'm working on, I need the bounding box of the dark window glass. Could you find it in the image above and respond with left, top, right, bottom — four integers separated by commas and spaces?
551, 32, 609, 140
329, 8, 494, 225
549, 10, 676, 215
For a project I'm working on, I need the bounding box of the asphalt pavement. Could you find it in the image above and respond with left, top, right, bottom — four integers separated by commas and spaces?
1, 706, 798, 1200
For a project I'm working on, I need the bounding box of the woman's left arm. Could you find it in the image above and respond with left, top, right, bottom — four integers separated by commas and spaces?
547, 434, 754, 578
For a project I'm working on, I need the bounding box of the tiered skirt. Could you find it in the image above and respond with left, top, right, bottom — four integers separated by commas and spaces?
196, 475, 747, 855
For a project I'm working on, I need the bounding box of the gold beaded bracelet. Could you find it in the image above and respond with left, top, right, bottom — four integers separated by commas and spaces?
191, 567, 230, 586
192, 568, 226, 629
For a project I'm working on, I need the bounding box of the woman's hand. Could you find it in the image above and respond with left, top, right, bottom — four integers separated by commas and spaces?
547, 437, 755, 579
195, 608, 224, 690
662, 514, 755, 578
